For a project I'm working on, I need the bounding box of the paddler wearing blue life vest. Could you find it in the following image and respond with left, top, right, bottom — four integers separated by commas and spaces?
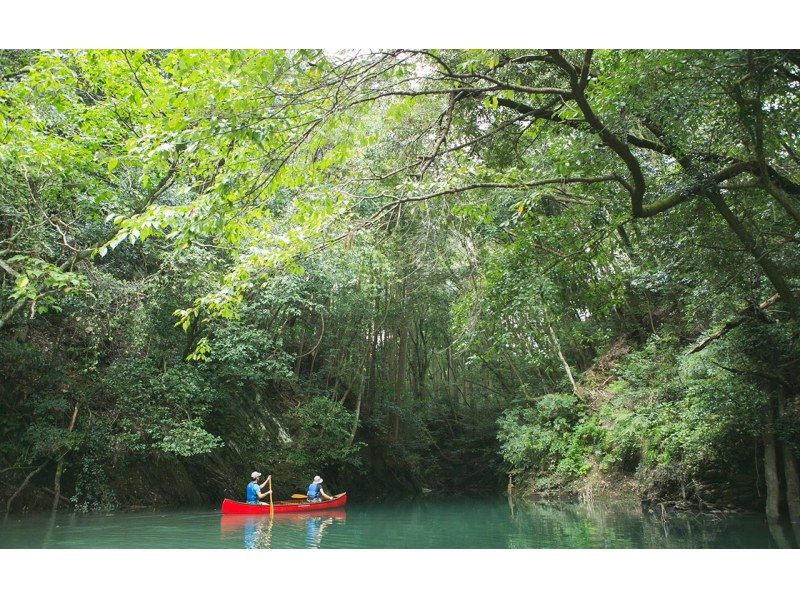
246, 471, 272, 505
306, 475, 333, 503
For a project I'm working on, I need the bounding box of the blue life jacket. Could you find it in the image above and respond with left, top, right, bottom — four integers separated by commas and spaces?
307, 482, 321, 498
246, 481, 260, 504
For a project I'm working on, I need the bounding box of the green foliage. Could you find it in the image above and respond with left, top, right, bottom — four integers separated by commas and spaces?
498, 394, 598, 488
71, 422, 119, 512
105, 359, 221, 456
2, 49, 800, 513
498, 320, 799, 503
156, 419, 223, 457
283, 397, 363, 477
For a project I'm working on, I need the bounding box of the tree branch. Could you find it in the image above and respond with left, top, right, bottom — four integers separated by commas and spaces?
640, 161, 759, 217
418, 91, 459, 179
579, 50, 593, 88
689, 293, 781, 353
548, 49, 648, 217
0, 257, 20, 278
370, 175, 622, 219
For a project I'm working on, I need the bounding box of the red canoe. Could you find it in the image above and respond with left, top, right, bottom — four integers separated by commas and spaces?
221, 493, 347, 515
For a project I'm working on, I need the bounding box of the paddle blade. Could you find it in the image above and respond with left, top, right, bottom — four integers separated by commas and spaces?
291, 494, 308, 499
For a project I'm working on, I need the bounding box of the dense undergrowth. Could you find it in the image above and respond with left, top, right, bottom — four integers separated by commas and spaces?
498, 323, 798, 511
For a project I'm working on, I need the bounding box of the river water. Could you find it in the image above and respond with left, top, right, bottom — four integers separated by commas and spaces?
1, 496, 797, 548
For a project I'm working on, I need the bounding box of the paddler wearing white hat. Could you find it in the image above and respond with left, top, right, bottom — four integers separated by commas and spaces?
306, 475, 333, 503
245, 470, 272, 505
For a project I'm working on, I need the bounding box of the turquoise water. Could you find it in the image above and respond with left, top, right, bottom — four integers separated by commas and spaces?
1, 496, 797, 548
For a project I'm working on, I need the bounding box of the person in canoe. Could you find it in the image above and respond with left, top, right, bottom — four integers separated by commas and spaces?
306, 475, 333, 503
246, 471, 272, 505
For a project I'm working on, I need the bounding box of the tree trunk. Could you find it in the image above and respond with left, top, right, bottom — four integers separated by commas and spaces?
309, 349, 317, 376
294, 330, 306, 377
778, 390, 800, 522
364, 322, 379, 416
347, 372, 364, 447
763, 401, 782, 520
446, 343, 456, 403
546, 322, 580, 397
52, 403, 79, 512
768, 520, 791, 548
783, 447, 800, 523
390, 324, 407, 443
707, 189, 797, 316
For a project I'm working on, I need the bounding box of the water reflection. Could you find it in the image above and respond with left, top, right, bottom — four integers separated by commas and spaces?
304, 516, 337, 548
220, 510, 348, 549
2, 498, 796, 548
507, 498, 800, 549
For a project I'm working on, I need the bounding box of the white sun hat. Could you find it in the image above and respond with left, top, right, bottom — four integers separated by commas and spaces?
313, 476, 323, 484
251, 471, 261, 479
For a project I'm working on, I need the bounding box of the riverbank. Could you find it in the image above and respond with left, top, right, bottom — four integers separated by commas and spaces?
511, 464, 760, 517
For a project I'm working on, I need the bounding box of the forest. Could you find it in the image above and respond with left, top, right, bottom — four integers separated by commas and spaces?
1, 49, 799, 523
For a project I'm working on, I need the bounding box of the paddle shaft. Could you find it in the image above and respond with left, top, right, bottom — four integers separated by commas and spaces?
291, 492, 341, 500
268, 476, 274, 517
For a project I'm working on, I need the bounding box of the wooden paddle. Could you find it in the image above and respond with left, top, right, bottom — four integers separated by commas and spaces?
291, 492, 343, 500
268, 476, 274, 518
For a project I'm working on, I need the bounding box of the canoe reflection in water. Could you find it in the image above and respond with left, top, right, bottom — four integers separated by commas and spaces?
220, 510, 347, 549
